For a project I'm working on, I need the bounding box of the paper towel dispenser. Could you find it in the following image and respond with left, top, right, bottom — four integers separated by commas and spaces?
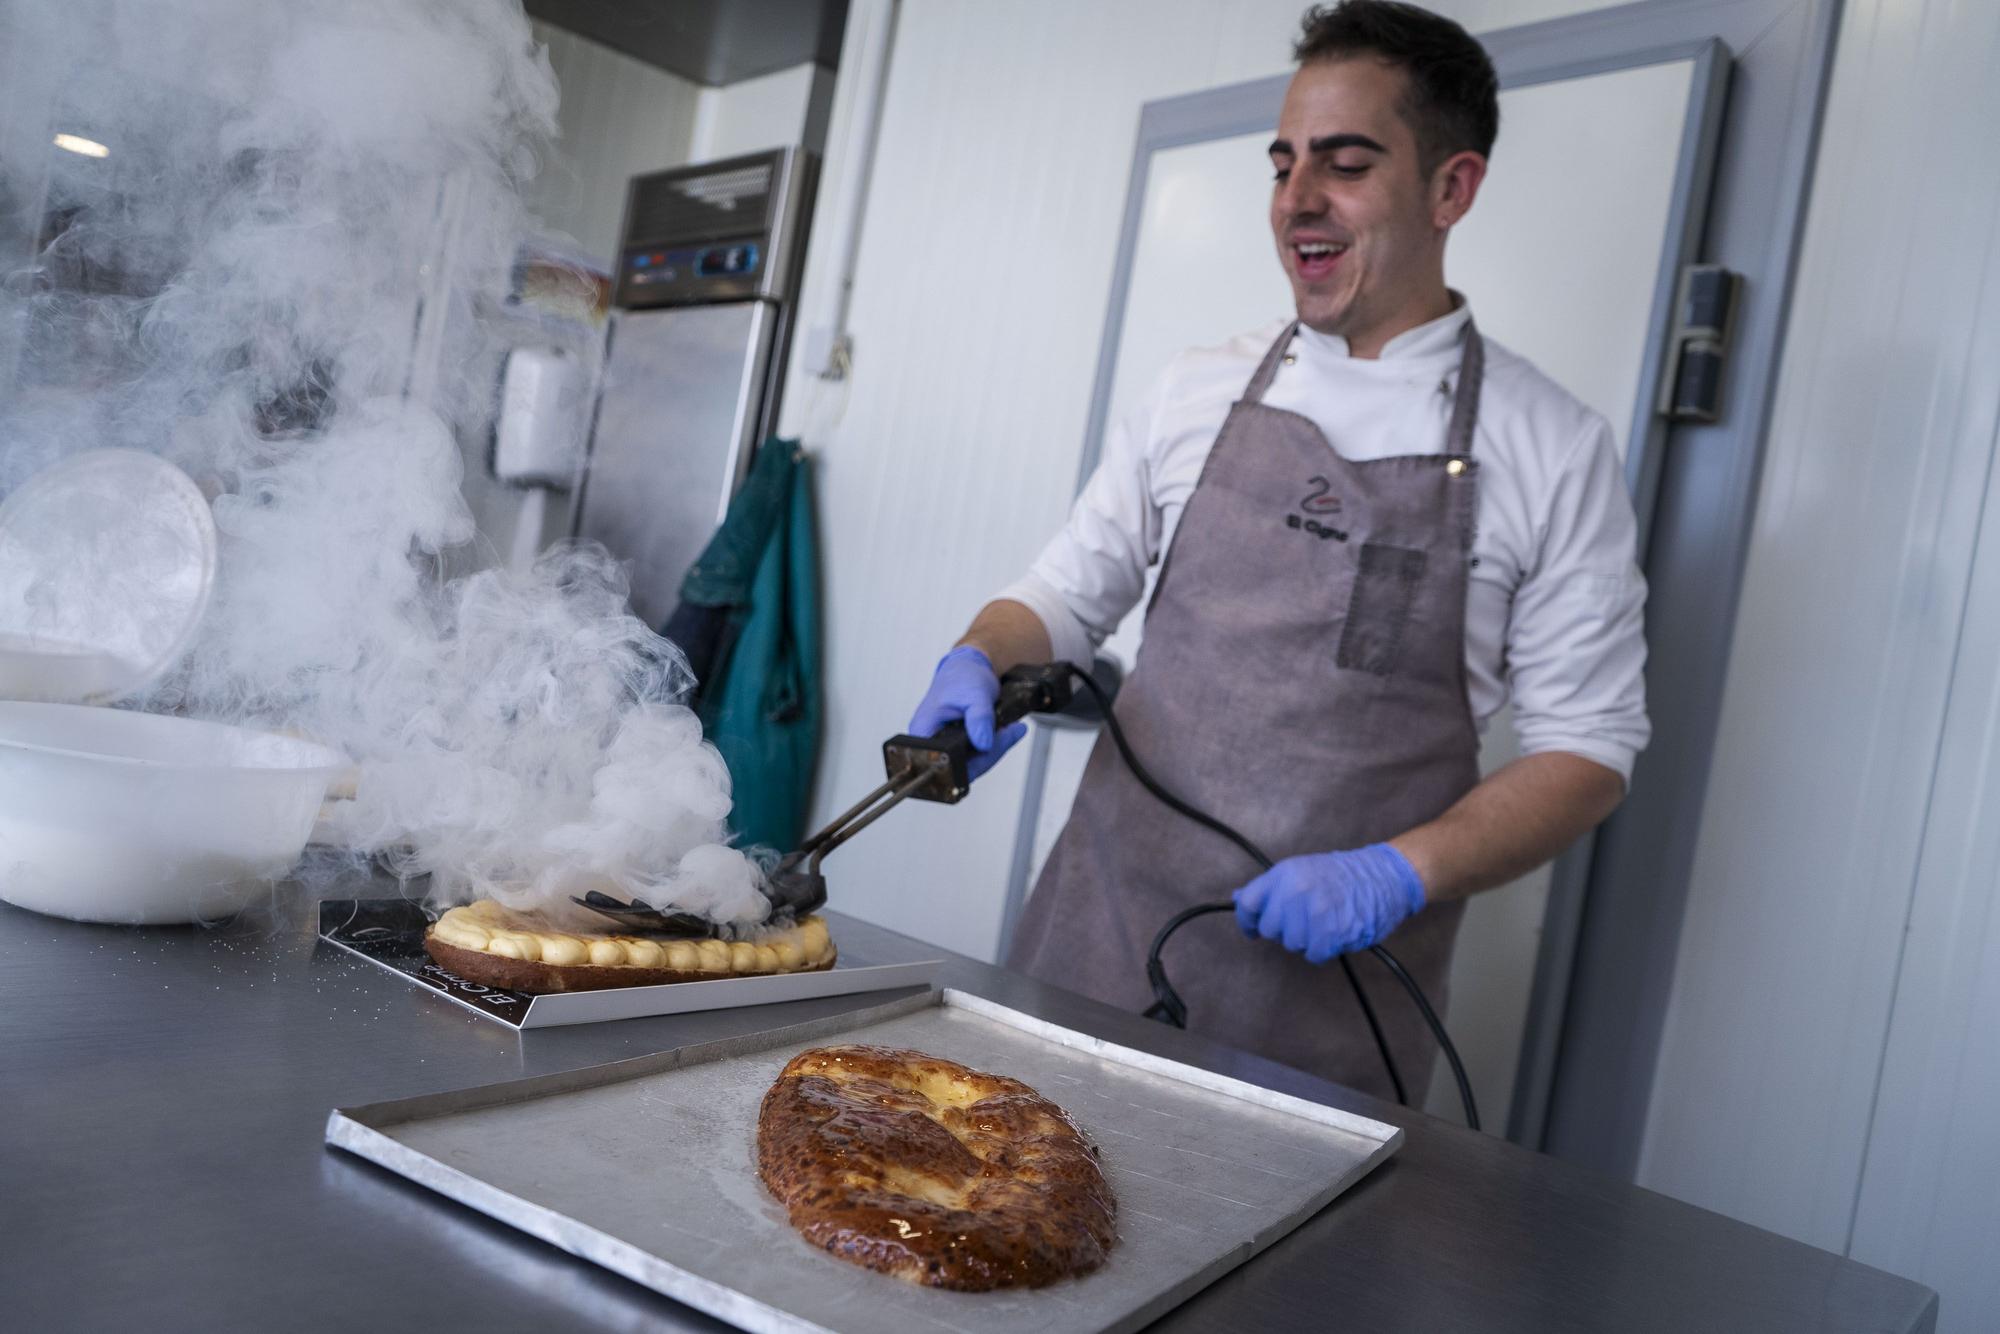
494, 345, 588, 488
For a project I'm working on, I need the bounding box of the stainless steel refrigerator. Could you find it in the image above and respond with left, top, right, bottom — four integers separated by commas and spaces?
572, 147, 817, 629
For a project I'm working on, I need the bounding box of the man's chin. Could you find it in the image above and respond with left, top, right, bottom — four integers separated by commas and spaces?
1289, 286, 1356, 336
1294, 304, 1353, 337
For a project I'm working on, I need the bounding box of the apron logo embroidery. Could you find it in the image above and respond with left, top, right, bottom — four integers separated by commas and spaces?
1300, 475, 1343, 514
1286, 513, 1347, 540
1288, 475, 1349, 541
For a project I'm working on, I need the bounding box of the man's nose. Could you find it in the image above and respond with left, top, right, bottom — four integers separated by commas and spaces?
1275, 172, 1322, 221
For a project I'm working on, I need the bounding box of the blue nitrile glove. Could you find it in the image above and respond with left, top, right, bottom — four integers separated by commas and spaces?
1232, 844, 1426, 965
908, 645, 1028, 782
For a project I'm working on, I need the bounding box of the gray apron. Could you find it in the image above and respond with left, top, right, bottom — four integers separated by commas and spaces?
1008, 320, 1485, 1101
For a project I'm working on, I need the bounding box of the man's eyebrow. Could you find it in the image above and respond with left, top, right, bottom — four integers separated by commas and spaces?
1268, 133, 1389, 156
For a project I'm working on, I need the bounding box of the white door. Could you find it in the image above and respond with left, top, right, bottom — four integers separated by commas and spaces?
1013, 52, 1720, 1131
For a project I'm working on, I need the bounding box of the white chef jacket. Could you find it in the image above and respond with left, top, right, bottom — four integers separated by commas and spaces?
997, 303, 1651, 784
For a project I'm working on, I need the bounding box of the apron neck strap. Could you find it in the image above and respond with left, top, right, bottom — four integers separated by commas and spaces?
1242, 322, 1300, 403
1446, 321, 1484, 458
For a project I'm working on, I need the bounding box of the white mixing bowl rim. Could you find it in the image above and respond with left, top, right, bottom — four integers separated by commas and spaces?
0, 703, 348, 775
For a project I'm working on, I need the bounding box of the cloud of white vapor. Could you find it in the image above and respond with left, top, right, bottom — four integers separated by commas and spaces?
0, 0, 772, 927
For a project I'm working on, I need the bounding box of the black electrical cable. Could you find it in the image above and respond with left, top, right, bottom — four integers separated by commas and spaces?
1138, 902, 1406, 1107
1337, 954, 1409, 1107
1369, 937, 1476, 1133
1064, 665, 1477, 1130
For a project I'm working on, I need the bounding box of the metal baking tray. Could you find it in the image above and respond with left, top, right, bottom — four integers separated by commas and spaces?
326, 987, 1401, 1332
316, 899, 943, 1029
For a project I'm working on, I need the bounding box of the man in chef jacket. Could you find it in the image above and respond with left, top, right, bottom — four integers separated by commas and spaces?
910, 0, 1648, 1099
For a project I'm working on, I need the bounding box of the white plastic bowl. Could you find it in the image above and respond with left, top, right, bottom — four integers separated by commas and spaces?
0, 702, 347, 925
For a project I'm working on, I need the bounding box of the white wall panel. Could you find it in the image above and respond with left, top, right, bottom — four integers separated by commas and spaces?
1636, 2, 2000, 1318
528, 29, 825, 263
1849, 400, 2000, 1325
525, 21, 703, 263
693, 63, 828, 161
773, 0, 1615, 961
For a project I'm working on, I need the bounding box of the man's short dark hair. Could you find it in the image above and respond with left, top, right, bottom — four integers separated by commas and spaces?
1294, 2, 1500, 172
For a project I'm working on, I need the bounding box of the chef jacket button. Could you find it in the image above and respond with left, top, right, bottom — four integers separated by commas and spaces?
1283, 353, 1297, 366
1446, 457, 1467, 476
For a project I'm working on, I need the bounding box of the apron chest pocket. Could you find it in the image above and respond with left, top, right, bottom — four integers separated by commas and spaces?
1338, 543, 1428, 676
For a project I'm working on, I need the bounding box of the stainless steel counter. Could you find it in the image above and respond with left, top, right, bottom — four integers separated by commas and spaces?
0, 886, 1938, 1333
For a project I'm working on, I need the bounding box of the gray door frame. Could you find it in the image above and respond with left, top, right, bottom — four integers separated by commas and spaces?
1001, 0, 1842, 1176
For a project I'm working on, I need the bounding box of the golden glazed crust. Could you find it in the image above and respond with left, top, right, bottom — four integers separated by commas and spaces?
756, 1045, 1118, 1291
420, 900, 835, 994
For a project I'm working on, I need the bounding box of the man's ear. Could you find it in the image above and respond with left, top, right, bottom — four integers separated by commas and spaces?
1432, 150, 1488, 231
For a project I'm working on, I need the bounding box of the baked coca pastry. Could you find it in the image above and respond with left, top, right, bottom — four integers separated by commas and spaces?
756, 1044, 1118, 1290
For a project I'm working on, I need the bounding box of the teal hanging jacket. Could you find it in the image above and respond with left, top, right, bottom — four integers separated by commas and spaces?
671, 438, 821, 855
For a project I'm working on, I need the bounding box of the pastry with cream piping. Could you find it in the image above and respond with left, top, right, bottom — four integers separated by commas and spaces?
421, 899, 835, 993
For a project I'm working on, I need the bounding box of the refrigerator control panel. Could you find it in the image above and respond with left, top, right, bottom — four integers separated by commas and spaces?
613, 147, 816, 310
618, 240, 763, 307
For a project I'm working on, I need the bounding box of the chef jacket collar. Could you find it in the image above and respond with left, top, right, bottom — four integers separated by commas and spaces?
1294, 291, 1472, 363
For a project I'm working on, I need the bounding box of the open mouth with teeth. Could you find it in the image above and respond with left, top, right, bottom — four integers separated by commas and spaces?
1292, 239, 1349, 281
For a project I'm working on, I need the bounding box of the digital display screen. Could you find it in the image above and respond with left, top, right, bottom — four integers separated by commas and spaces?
696, 243, 759, 277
